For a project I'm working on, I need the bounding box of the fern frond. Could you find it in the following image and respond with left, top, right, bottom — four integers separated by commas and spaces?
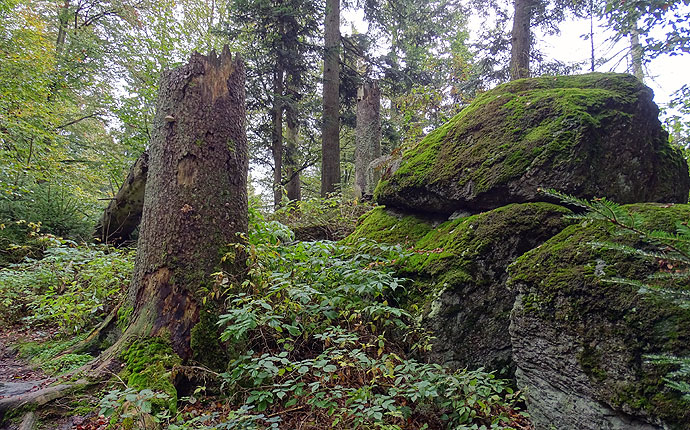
588, 241, 669, 260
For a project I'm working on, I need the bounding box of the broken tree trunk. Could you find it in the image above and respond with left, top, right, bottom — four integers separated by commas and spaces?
93, 151, 148, 245
115, 47, 247, 364
285, 101, 301, 203
354, 80, 381, 199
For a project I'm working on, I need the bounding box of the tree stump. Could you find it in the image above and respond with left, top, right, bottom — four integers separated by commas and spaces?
120, 47, 247, 363
354, 80, 381, 199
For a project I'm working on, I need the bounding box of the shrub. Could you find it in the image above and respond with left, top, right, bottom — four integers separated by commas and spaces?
0, 240, 133, 332
212, 214, 527, 429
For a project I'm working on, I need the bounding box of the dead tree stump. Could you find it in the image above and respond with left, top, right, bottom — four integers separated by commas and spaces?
120, 47, 247, 363
354, 80, 381, 199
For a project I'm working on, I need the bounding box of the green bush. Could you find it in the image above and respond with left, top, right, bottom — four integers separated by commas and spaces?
271, 196, 375, 241
0, 240, 133, 332
212, 214, 526, 429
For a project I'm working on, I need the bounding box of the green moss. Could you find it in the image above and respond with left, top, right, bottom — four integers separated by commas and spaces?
18, 333, 92, 375
374, 72, 685, 211
120, 337, 180, 413
343, 207, 434, 245
406, 202, 572, 278
509, 203, 690, 426
190, 307, 228, 371
117, 305, 133, 331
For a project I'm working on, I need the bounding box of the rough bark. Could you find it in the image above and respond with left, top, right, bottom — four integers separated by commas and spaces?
122, 47, 247, 362
509, 0, 532, 80
93, 151, 148, 245
354, 80, 381, 199
272, 65, 285, 208
285, 103, 301, 202
320, 0, 341, 196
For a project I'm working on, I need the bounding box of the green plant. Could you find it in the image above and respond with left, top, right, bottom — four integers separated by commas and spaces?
100, 387, 281, 430
18, 333, 92, 375
213, 214, 527, 429
0, 240, 133, 331
544, 188, 690, 400
271, 196, 375, 241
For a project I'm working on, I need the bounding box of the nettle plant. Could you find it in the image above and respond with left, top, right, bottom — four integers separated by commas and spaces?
546, 189, 690, 400
212, 210, 526, 429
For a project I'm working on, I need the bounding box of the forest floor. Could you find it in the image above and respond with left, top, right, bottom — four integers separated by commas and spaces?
0, 328, 107, 430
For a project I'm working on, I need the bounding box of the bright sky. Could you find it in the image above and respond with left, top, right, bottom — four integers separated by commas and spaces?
540, 17, 690, 107
343, 6, 689, 108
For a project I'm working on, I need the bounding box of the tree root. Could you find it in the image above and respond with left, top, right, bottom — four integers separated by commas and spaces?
0, 379, 92, 422
18, 411, 36, 430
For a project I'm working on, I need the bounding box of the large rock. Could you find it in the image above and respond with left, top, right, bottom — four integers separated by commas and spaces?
375, 73, 689, 215
508, 204, 690, 430
348, 203, 572, 373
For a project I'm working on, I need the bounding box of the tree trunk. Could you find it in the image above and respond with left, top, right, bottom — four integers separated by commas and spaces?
56, 0, 70, 55
123, 47, 247, 362
631, 26, 644, 82
93, 151, 148, 245
510, 0, 532, 80
320, 0, 341, 196
285, 103, 301, 202
354, 80, 381, 199
272, 64, 285, 208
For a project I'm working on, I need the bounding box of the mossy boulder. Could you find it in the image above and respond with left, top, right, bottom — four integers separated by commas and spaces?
346, 203, 572, 373
343, 207, 435, 246
508, 204, 690, 430
404, 203, 572, 372
375, 73, 689, 215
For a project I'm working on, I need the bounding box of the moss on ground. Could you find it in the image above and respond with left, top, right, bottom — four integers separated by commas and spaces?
508, 203, 690, 427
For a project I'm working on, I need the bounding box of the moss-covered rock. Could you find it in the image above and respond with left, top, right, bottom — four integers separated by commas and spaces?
343, 207, 435, 245
405, 203, 572, 372
375, 73, 689, 215
344, 203, 572, 373
508, 203, 690, 430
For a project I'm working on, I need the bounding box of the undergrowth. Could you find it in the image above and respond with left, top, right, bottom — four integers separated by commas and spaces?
0, 237, 133, 332
100, 208, 528, 429
271, 195, 375, 241
212, 210, 525, 429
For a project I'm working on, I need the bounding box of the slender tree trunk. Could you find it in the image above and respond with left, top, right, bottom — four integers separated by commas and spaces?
285, 103, 301, 202
509, 0, 531, 80
93, 151, 148, 245
354, 80, 381, 199
631, 26, 644, 82
272, 64, 285, 208
56, 0, 70, 55
589, 0, 595, 72
321, 0, 341, 196
121, 47, 247, 362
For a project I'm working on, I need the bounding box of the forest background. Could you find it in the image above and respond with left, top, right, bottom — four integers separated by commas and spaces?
1, 0, 689, 242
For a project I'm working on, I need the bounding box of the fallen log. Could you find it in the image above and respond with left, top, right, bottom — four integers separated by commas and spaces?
93, 151, 148, 245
